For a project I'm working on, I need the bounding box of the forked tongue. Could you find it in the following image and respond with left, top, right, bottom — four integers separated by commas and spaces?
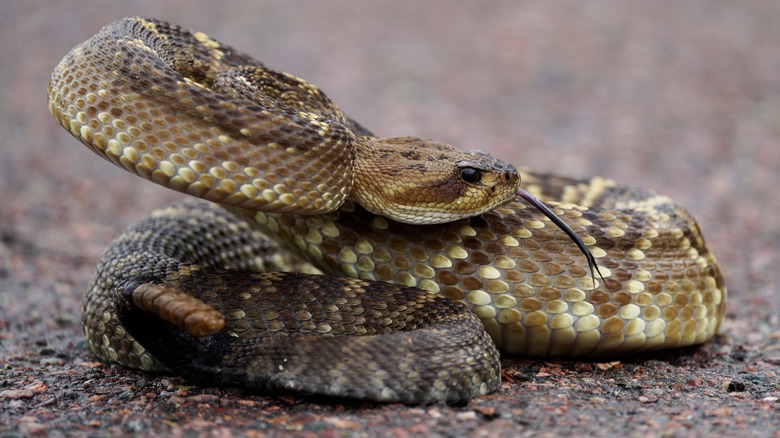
515, 188, 605, 287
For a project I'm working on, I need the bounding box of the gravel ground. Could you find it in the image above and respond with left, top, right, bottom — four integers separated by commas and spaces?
1, 1, 779, 436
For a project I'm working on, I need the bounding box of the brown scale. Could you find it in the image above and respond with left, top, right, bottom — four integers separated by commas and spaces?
50, 17, 726, 405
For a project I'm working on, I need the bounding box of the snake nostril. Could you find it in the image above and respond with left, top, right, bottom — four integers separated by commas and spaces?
502, 172, 512, 183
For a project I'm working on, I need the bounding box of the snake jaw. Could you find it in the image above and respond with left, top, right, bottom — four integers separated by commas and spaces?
515, 188, 606, 287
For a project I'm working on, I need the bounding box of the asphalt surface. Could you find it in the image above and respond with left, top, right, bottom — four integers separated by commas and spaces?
1, 1, 779, 436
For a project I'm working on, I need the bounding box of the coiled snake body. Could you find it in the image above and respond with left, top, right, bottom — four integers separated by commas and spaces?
48, 18, 726, 404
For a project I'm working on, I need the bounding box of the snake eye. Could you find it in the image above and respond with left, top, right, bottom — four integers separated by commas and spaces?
460, 167, 481, 184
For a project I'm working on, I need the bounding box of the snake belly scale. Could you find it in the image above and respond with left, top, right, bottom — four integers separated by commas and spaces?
47, 17, 727, 404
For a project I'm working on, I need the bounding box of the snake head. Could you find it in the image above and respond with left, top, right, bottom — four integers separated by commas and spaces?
353, 137, 520, 224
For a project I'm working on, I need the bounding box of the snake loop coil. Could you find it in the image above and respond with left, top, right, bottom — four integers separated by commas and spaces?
48, 17, 726, 404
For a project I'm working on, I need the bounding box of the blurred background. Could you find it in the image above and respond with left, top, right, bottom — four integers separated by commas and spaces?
1, 0, 778, 368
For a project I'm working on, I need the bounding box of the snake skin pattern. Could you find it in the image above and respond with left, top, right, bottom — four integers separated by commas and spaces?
47, 17, 727, 404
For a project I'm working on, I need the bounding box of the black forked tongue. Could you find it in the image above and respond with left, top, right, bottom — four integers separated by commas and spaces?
515, 188, 605, 288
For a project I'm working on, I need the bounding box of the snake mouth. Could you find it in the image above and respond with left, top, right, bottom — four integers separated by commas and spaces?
515, 188, 605, 286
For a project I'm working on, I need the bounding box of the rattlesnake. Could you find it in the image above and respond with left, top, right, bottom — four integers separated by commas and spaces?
47, 17, 726, 404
